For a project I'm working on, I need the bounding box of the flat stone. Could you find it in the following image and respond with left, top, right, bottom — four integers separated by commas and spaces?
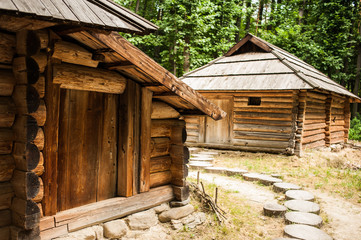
225, 168, 248, 176
92, 225, 105, 240
284, 200, 320, 214
263, 202, 287, 217
284, 224, 332, 240
285, 190, 315, 201
189, 162, 213, 169
285, 212, 323, 228
170, 198, 190, 207
171, 212, 206, 230
197, 151, 218, 155
273, 183, 302, 193
127, 209, 158, 230
68, 227, 96, 240
153, 203, 170, 214
158, 204, 194, 223
123, 225, 171, 240
271, 173, 282, 179
258, 175, 283, 186
103, 219, 128, 238
243, 173, 263, 181
204, 167, 228, 174
190, 157, 214, 162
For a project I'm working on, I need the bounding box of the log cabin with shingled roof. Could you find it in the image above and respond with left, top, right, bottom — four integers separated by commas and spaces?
181, 33, 361, 156
0, 1, 226, 239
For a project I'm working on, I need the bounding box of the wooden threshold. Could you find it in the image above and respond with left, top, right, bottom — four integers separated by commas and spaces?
40, 185, 173, 239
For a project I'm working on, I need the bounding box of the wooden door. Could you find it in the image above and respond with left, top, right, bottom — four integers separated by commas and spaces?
205, 98, 232, 144
57, 89, 118, 211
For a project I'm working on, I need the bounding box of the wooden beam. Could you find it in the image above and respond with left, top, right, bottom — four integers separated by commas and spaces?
139, 88, 153, 192
91, 32, 226, 120
53, 63, 126, 94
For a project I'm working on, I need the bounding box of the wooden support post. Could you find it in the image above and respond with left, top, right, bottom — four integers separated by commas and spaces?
140, 88, 153, 192
43, 31, 60, 216
11, 198, 40, 230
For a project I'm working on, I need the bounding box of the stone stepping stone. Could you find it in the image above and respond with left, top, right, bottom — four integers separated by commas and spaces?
258, 175, 283, 186
204, 167, 228, 174
273, 238, 298, 240
285, 212, 323, 228
271, 173, 282, 179
284, 224, 332, 240
284, 200, 320, 214
225, 168, 248, 176
263, 202, 287, 217
285, 190, 315, 201
273, 183, 302, 193
191, 153, 214, 158
243, 173, 263, 181
190, 157, 214, 162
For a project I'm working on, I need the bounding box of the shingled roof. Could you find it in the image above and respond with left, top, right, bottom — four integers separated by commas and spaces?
182, 33, 360, 102
0, 0, 158, 34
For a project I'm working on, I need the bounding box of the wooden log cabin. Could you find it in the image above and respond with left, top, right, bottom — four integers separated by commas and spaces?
0, 1, 225, 239
181, 33, 361, 156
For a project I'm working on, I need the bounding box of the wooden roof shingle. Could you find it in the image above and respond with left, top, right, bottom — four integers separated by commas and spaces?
0, 0, 158, 34
182, 34, 360, 101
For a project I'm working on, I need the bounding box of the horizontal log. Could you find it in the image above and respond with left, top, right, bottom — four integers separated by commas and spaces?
0, 128, 14, 154
150, 156, 171, 173
330, 126, 344, 132
11, 170, 40, 200
32, 177, 43, 203
173, 185, 189, 201
31, 53, 47, 73
52, 41, 99, 68
151, 123, 171, 138
12, 85, 40, 114
303, 119, 325, 124
32, 75, 45, 98
12, 143, 40, 172
307, 91, 327, 100
234, 131, 290, 141
306, 102, 326, 110
151, 101, 180, 119
234, 101, 293, 109
0, 32, 15, 64
305, 113, 326, 120
234, 96, 294, 103
233, 118, 292, 127
306, 107, 326, 114
150, 137, 171, 158
0, 97, 16, 128
150, 171, 172, 188
37, 203, 43, 217
303, 140, 325, 149
185, 123, 199, 130
0, 209, 11, 227
233, 139, 289, 149
33, 128, 44, 151
12, 56, 40, 84
234, 111, 292, 121
303, 123, 326, 131
0, 70, 16, 96
54, 185, 173, 232
234, 107, 292, 114
170, 145, 189, 165
330, 131, 345, 138
0, 182, 13, 210
30, 100, 46, 127
33, 152, 44, 176
186, 142, 286, 153
53, 63, 126, 94
331, 108, 344, 115
303, 129, 325, 137
184, 117, 200, 124
330, 137, 345, 144
302, 133, 325, 144
233, 123, 292, 133
12, 115, 39, 143
11, 197, 40, 230
0, 155, 15, 182
232, 91, 294, 98
16, 30, 40, 56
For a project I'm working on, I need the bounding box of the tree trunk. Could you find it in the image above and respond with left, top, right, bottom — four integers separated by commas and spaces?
352, 18, 361, 117
299, 0, 306, 25
245, 0, 252, 32
255, 0, 264, 35
183, 36, 190, 73
135, 0, 140, 13
267, 0, 276, 30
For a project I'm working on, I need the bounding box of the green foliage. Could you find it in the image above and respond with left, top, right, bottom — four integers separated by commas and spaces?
349, 113, 361, 141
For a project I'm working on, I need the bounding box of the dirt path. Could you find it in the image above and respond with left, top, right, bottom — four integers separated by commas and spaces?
315, 190, 361, 240
189, 170, 361, 240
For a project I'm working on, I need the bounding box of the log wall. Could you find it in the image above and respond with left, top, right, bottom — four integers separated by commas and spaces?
0, 30, 15, 240
150, 101, 189, 201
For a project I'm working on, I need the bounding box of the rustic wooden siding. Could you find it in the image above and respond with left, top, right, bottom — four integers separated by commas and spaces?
184, 116, 203, 143
330, 95, 347, 145
302, 91, 327, 149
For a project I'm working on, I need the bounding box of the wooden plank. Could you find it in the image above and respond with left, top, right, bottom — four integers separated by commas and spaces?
233, 131, 290, 141
151, 101, 180, 119
48, 0, 78, 21
302, 133, 326, 144
150, 171, 172, 188
233, 139, 289, 148
61, 0, 93, 24
150, 138, 171, 158
139, 88, 153, 193
234, 101, 293, 109
11, 0, 51, 16
233, 123, 292, 133
0, 33, 16, 65
234, 112, 292, 121
0, 0, 17, 10
91, 32, 226, 120
0, 182, 13, 211
40, 225, 68, 240
55, 185, 173, 232
234, 107, 292, 114
43, 49, 60, 216
303, 129, 326, 137
150, 156, 171, 173
303, 139, 326, 149
97, 94, 118, 201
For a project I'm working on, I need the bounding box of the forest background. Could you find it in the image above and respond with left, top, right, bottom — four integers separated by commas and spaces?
116, 0, 361, 118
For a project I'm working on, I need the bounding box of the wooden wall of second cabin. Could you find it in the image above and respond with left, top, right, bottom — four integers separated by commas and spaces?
232, 91, 297, 153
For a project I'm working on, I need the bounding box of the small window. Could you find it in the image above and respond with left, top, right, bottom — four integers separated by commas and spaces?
248, 97, 261, 106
